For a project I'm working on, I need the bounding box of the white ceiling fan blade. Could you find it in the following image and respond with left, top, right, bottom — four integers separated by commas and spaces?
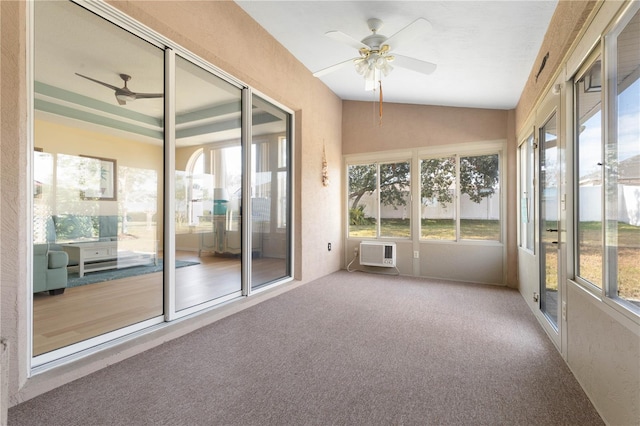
325, 30, 368, 50
392, 54, 437, 75
385, 18, 432, 50
313, 58, 356, 77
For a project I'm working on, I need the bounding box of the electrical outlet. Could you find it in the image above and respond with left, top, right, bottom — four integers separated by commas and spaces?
533, 292, 539, 303
327, 243, 331, 251
413, 251, 419, 259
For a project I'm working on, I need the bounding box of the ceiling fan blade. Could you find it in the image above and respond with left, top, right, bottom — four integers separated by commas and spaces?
325, 30, 368, 51
313, 58, 356, 77
385, 18, 432, 51
392, 54, 437, 75
75, 73, 120, 91
133, 93, 164, 99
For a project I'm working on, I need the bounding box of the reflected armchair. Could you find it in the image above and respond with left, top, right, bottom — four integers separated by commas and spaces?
33, 244, 68, 295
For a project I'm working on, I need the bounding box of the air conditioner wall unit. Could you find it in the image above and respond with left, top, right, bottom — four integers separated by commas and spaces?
359, 241, 396, 268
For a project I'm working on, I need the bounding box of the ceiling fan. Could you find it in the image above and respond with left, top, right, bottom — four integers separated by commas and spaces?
75, 72, 163, 105
313, 17, 437, 91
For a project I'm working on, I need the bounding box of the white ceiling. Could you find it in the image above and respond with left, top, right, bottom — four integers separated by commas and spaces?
235, 1, 559, 110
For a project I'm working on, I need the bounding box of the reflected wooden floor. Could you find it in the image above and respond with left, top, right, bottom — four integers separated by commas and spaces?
33, 252, 286, 356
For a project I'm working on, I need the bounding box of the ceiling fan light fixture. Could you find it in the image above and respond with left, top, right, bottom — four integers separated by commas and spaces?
116, 93, 136, 103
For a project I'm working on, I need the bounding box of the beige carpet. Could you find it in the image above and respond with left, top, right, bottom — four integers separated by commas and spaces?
9, 271, 603, 425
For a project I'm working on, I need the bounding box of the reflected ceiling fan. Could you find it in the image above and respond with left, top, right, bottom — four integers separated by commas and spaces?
313, 17, 437, 91
75, 72, 163, 105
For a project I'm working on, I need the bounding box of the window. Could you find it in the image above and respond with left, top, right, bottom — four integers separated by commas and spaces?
605, 6, 640, 310
575, 56, 604, 289
420, 157, 456, 240
519, 134, 535, 251
573, 3, 640, 314
421, 153, 501, 241
347, 161, 411, 239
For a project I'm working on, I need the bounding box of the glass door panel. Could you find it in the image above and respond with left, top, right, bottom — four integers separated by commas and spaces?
33, 1, 164, 356
174, 56, 243, 311
251, 96, 292, 289
539, 112, 560, 327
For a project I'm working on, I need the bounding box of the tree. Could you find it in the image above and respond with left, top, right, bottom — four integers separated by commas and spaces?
348, 154, 500, 213
348, 162, 411, 211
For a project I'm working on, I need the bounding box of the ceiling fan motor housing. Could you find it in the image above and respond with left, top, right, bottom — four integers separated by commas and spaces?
361, 33, 387, 51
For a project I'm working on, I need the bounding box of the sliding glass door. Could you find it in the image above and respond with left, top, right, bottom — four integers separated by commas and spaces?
174, 56, 243, 311
250, 96, 292, 289
32, 0, 293, 364
33, 1, 165, 357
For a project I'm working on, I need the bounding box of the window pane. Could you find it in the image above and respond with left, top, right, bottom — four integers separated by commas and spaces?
421, 157, 456, 240
175, 55, 243, 310
519, 135, 535, 251
348, 164, 378, 238
460, 154, 500, 240
576, 58, 603, 288
380, 162, 411, 238
608, 9, 640, 307
33, 0, 164, 355
251, 95, 291, 290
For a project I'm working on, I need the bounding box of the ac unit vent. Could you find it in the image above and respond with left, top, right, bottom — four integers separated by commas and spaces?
360, 241, 396, 268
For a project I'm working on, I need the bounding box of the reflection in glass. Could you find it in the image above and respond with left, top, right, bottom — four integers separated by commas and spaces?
174, 55, 243, 311
608, 9, 640, 306
251, 96, 292, 289
576, 58, 603, 288
249, 96, 291, 289
33, 1, 164, 356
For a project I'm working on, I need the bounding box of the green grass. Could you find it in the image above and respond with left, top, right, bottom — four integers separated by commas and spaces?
349, 219, 500, 240
350, 219, 639, 303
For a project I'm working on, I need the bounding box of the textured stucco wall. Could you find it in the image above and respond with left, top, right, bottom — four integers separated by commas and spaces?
1, 0, 29, 411
343, 101, 509, 155
3, 0, 343, 405
515, 0, 597, 131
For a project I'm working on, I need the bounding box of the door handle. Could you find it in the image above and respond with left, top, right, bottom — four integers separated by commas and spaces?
546, 228, 558, 232
551, 241, 558, 244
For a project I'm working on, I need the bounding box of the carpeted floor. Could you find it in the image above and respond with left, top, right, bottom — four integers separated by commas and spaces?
67, 259, 199, 287
9, 271, 603, 425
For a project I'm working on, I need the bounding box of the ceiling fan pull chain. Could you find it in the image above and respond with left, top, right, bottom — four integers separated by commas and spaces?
379, 80, 383, 126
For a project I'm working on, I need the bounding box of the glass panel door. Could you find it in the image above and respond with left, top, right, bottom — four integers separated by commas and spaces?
174, 55, 243, 311
33, 1, 164, 356
539, 112, 560, 327
250, 96, 291, 289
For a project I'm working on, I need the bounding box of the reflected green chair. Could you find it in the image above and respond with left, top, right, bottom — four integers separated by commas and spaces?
33, 244, 68, 295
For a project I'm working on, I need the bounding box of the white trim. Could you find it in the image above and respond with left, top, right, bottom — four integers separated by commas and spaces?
26, 0, 35, 376
164, 47, 177, 320
32, 316, 165, 369
243, 88, 252, 297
